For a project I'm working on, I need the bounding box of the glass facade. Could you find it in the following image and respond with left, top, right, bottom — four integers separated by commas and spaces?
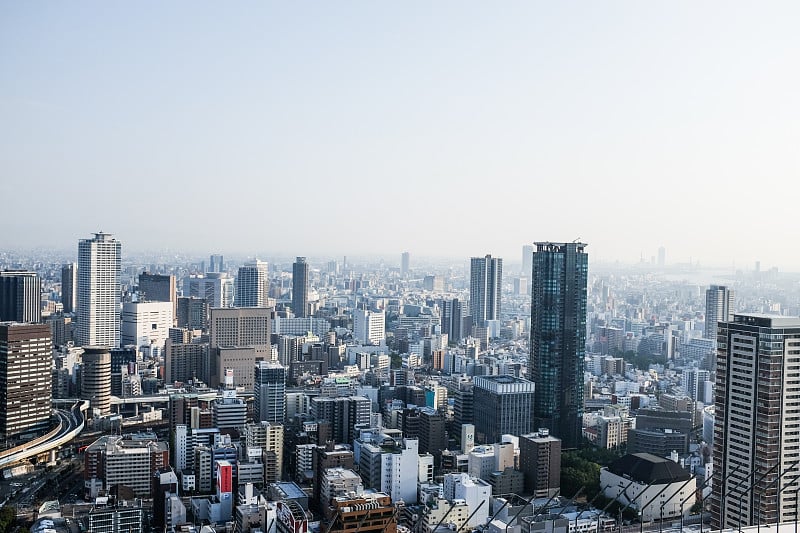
529, 242, 588, 449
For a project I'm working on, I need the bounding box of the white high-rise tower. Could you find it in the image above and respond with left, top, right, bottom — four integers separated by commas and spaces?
236, 260, 270, 307
76, 232, 122, 347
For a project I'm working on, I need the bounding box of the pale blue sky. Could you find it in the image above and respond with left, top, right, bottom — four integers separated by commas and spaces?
2, 2, 799, 268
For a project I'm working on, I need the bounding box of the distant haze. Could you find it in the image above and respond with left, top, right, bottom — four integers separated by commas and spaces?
2, 2, 799, 270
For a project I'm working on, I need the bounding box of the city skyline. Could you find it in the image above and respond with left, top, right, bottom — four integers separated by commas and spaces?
3, 3, 800, 268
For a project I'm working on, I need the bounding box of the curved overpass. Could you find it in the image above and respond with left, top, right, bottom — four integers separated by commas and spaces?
0, 400, 88, 469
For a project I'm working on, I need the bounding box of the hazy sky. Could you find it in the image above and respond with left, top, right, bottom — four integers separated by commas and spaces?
2, 2, 799, 269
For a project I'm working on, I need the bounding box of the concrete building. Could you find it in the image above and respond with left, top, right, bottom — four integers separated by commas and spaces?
77, 232, 122, 347
245, 421, 284, 483
473, 375, 535, 444
121, 301, 173, 357
87, 498, 144, 533
85, 435, 170, 498
327, 491, 396, 533
310, 396, 371, 445
443, 472, 492, 527
0, 270, 41, 323
529, 241, 588, 448
165, 340, 211, 385
519, 430, 562, 497
0, 322, 52, 439
353, 308, 385, 345
600, 453, 693, 522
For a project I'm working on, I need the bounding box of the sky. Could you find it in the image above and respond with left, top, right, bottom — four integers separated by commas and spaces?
2, 2, 800, 269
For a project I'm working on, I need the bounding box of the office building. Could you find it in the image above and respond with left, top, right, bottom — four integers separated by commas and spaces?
81, 346, 112, 416
210, 307, 272, 349
469, 255, 502, 327
473, 375, 535, 444
84, 435, 170, 498
176, 296, 208, 330
139, 272, 177, 319
254, 361, 286, 423
121, 301, 173, 357
529, 241, 588, 448
183, 273, 234, 308
711, 314, 800, 529
77, 232, 122, 348
353, 308, 385, 345
0, 322, 52, 440
0, 270, 41, 323
705, 285, 734, 340
519, 430, 562, 497
292, 257, 309, 318
237, 261, 270, 308
61, 262, 78, 314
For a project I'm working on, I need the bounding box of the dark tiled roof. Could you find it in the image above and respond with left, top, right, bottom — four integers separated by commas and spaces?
608, 453, 692, 484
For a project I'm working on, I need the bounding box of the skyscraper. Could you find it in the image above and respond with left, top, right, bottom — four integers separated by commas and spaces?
711, 314, 800, 529
401, 252, 410, 277
469, 255, 502, 327
208, 254, 224, 273
705, 285, 734, 340
236, 261, 270, 307
77, 232, 122, 348
0, 270, 41, 323
0, 322, 52, 439
522, 245, 534, 278
292, 257, 309, 318
440, 298, 464, 342
529, 241, 588, 449
61, 263, 77, 314
254, 361, 286, 424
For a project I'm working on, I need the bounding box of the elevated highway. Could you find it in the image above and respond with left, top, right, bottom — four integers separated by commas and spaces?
0, 400, 88, 469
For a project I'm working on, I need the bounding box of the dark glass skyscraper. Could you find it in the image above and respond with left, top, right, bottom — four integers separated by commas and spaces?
292, 257, 309, 318
529, 241, 588, 449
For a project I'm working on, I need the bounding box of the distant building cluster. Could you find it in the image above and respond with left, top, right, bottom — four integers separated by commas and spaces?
4, 235, 800, 533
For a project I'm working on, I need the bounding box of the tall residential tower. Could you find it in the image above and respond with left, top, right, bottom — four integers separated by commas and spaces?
711, 314, 800, 529
292, 257, 309, 318
77, 232, 122, 347
469, 255, 502, 327
705, 285, 734, 340
529, 242, 588, 448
